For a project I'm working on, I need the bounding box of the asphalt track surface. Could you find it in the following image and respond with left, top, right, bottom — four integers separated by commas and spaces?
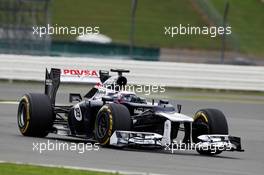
0, 82, 264, 175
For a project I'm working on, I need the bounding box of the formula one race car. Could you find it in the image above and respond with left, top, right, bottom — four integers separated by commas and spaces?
17, 68, 244, 155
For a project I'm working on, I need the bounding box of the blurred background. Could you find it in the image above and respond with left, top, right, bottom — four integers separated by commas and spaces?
0, 0, 263, 65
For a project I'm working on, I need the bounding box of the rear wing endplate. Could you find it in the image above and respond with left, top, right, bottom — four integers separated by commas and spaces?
45, 68, 61, 106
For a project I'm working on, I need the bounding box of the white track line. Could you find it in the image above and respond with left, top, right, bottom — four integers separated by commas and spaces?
0, 101, 19, 105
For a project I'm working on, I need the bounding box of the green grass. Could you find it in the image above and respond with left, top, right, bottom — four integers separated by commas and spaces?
50, 0, 264, 56
211, 0, 264, 56
0, 163, 119, 175
51, 0, 221, 50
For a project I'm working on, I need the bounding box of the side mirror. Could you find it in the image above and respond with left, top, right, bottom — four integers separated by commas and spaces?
159, 99, 169, 105
102, 96, 114, 104
69, 93, 82, 103
177, 104, 182, 113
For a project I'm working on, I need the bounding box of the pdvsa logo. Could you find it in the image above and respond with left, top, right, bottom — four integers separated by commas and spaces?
63, 69, 98, 77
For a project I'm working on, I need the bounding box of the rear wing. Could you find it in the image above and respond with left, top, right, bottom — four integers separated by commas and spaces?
44, 68, 110, 105
44, 68, 130, 105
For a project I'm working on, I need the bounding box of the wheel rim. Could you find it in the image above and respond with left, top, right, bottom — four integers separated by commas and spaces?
18, 102, 27, 128
97, 112, 109, 139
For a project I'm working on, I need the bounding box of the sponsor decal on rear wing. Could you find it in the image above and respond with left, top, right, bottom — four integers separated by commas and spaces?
60, 69, 101, 84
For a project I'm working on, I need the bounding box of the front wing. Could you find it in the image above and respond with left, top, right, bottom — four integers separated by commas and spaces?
110, 130, 244, 152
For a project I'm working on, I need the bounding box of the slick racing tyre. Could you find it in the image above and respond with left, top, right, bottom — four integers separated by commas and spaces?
192, 108, 228, 155
95, 103, 131, 146
17, 93, 53, 137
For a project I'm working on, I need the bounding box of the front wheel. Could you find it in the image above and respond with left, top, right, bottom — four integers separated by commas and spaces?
94, 103, 131, 146
192, 108, 229, 155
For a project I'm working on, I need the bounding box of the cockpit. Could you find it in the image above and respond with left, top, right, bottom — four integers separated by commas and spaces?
86, 69, 146, 104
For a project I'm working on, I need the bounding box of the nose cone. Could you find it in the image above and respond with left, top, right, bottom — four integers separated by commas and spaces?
157, 112, 193, 122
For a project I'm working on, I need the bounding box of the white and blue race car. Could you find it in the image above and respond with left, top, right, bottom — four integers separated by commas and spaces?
17, 68, 244, 155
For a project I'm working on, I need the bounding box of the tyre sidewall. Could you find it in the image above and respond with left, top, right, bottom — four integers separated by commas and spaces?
94, 105, 114, 145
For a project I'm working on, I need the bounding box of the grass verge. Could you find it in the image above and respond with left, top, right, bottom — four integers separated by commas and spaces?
0, 163, 119, 175
52, 0, 221, 50
51, 0, 264, 56
211, 0, 264, 57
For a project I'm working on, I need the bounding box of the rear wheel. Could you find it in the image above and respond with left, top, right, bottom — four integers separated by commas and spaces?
94, 103, 131, 145
17, 93, 53, 137
192, 108, 228, 155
